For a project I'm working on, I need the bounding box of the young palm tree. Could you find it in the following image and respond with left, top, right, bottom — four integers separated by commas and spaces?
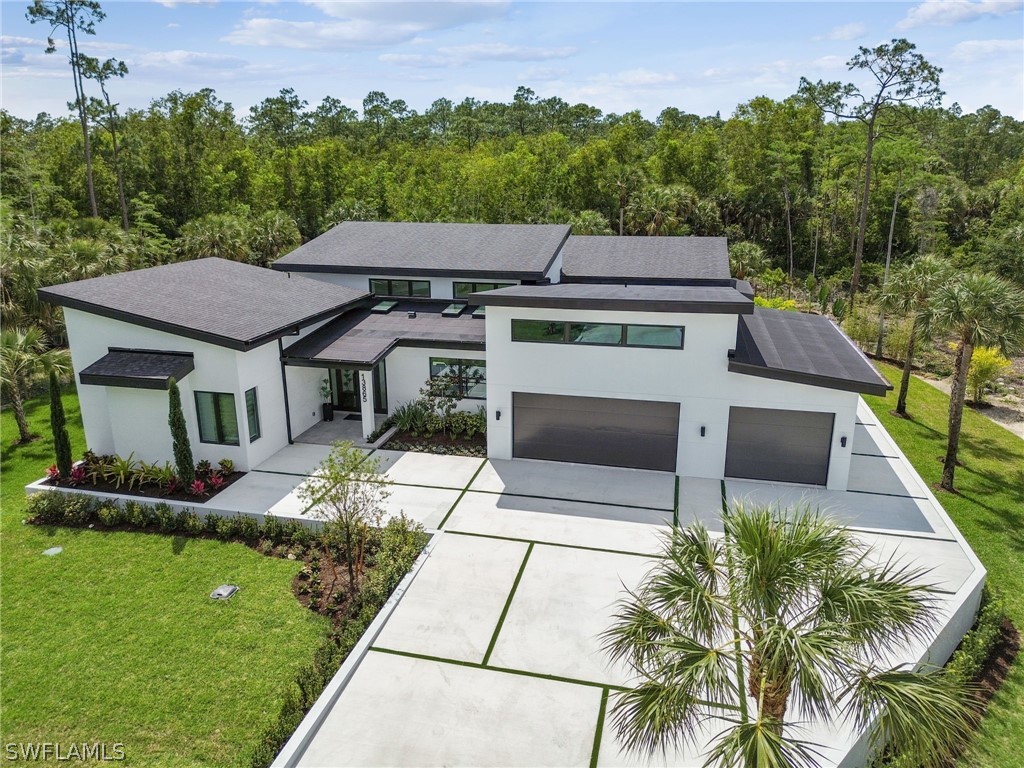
877, 254, 952, 416
603, 503, 975, 768
1, 326, 71, 443
728, 241, 770, 282
921, 272, 1024, 491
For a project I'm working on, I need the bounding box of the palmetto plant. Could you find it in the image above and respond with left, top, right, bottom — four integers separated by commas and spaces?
603, 503, 975, 768
0, 326, 71, 443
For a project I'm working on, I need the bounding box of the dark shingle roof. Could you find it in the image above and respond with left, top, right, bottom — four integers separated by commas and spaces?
471, 283, 753, 314
79, 349, 195, 390
731, 308, 892, 395
39, 258, 367, 351
273, 222, 570, 279
560, 236, 730, 281
283, 301, 486, 367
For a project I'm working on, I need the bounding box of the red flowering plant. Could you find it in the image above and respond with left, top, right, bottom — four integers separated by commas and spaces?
45, 464, 60, 481
189, 479, 207, 497
208, 473, 225, 491
68, 466, 86, 486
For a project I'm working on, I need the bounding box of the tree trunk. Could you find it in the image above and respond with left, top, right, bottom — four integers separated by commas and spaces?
107, 99, 130, 231
67, 24, 98, 218
747, 660, 790, 735
850, 122, 875, 310
941, 339, 973, 491
896, 324, 916, 415
344, 524, 357, 598
783, 184, 794, 297
618, 206, 624, 236
7, 381, 35, 443
875, 172, 903, 358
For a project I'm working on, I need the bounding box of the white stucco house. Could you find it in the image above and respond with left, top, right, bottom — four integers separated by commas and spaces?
40, 222, 891, 487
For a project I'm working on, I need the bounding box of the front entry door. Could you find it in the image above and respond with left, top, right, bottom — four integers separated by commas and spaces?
330, 368, 359, 411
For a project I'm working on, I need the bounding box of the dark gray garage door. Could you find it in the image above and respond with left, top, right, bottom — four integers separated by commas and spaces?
725, 407, 834, 485
512, 393, 679, 472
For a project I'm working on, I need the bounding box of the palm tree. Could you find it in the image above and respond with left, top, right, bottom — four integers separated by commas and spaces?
626, 185, 695, 236
1, 326, 71, 443
728, 241, 770, 282
921, 272, 1024, 491
567, 210, 613, 236
603, 503, 975, 767
877, 255, 952, 416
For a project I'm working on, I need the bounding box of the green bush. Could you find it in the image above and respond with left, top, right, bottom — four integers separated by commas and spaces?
97, 503, 123, 527
49, 371, 73, 478
168, 378, 195, 485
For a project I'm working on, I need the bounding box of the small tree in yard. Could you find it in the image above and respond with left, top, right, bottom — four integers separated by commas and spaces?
1, 326, 70, 443
419, 373, 459, 437
49, 370, 73, 477
604, 503, 976, 767
167, 378, 194, 484
967, 346, 1011, 405
300, 441, 390, 599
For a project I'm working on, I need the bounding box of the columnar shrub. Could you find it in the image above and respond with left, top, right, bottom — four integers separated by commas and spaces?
167, 378, 195, 484
49, 371, 73, 477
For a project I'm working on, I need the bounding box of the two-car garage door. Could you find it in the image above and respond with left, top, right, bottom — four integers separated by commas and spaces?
512, 392, 679, 472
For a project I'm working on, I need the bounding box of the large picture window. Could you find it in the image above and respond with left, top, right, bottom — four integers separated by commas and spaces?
245, 387, 261, 442
429, 358, 487, 399
511, 319, 684, 349
369, 279, 430, 298
194, 391, 240, 446
453, 281, 515, 300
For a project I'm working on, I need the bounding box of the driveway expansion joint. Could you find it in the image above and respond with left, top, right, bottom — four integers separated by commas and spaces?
482, 542, 534, 666
437, 458, 488, 530
445, 529, 657, 559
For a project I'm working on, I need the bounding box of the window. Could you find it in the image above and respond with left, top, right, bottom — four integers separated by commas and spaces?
453, 281, 515, 300
194, 391, 240, 446
511, 319, 685, 349
429, 358, 487, 399
626, 324, 685, 348
369, 279, 431, 298
245, 387, 261, 442
568, 322, 623, 345
511, 319, 565, 343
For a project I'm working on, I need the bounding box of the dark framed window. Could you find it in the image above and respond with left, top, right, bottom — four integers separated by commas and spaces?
429, 358, 487, 399
369, 279, 431, 298
194, 391, 240, 446
511, 319, 566, 343
511, 319, 685, 350
245, 387, 261, 442
453, 281, 515, 300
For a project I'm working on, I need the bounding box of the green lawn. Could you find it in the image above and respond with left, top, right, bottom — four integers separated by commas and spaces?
865, 364, 1024, 768
0, 391, 328, 766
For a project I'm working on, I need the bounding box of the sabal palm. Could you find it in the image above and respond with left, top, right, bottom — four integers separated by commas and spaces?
603, 503, 974, 768
921, 272, 1024, 490
1, 326, 71, 443
877, 255, 952, 415
729, 242, 770, 281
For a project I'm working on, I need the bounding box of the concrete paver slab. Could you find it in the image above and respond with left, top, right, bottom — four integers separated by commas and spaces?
446, 491, 669, 555
296, 650, 602, 767
254, 443, 336, 476
848, 454, 928, 497
853, 423, 899, 457
859, 532, 978, 594
207, 471, 303, 517
373, 450, 484, 489
382, 483, 462, 529
677, 476, 725, 529
471, 459, 675, 511
724, 479, 938, 534
489, 544, 650, 686
373, 534, 529, 663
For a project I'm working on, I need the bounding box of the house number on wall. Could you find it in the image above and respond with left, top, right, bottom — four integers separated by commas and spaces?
360, 375, 368, 403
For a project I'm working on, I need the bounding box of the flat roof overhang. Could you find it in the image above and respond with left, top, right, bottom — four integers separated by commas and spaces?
78, 348, 195, 390
271, 264, 549, 281
472, 283, 754, 314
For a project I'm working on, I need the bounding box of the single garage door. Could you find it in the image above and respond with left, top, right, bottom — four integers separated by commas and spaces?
512, 392, 679, 472
725, 406, 834, 485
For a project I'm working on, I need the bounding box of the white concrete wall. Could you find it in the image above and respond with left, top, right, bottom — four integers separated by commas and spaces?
382, 346, 487, 414
288, 272, 519, 301
286, 365, 328, 437
63, 309, 296, 472
483, 306, 859, 489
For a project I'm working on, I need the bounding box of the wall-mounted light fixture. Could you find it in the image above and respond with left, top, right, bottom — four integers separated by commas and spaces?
700, 426, 706, 437
496, 410, 502, 421
840, 436, 848, 448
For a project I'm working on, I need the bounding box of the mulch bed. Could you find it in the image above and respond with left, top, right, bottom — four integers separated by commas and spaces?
973, 618, 1021, 711
383, 430, 486, 457
292, 551, 362, 627
42, 471, 246, 504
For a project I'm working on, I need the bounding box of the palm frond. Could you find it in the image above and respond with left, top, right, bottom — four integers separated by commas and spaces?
703, 718, 824, 768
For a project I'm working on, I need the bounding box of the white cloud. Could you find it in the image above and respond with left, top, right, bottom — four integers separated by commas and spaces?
897, 0, 1021, 29
815, 22, 867, 41
302, 1, 507, 26
135, 49, 247, 69
812, 54, 848, 70
614, 68, 677, 86
436, 42, 577, 62
519, 65, 569, 82
223, 18, 427, 50
166, 22, 181, 29
951, 38, 1023, 61
153, 0, 218, 7
378, 53, 451, 68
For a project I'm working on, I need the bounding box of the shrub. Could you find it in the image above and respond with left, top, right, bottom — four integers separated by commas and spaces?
124, 501, 152, 528
108, 453, 140, 490
237, 515, 260, 542
168, 378, 195, 484
218, 458, 234, 474
196, 459, 212, 477
181, 510, 205, 535
97, 503, 124, 527
49, 371, 73, 477
154, 504, 178, 532
753, 296, 798, 311
967, 346, 1012, 403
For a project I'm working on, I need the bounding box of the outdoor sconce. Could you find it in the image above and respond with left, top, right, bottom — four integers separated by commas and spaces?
840, 436, 848, 447
700, 426, 706, 437
496, 410, 502, 421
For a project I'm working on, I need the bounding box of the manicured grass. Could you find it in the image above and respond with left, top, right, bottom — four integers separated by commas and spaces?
0, 391, 328, 766
864, 364, 1024, 768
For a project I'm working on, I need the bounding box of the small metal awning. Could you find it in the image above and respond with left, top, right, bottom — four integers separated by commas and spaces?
78, 348, 195, 390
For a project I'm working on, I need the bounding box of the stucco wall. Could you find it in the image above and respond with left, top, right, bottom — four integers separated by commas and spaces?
483, 305, 858, 489
289, 272, 520, 301
381, 346, 487, 414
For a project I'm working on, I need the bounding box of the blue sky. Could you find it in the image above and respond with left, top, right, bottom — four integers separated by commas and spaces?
2, 1, 1022, 122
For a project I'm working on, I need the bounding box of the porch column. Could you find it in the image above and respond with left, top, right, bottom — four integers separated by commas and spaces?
358, 369, 375, 441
